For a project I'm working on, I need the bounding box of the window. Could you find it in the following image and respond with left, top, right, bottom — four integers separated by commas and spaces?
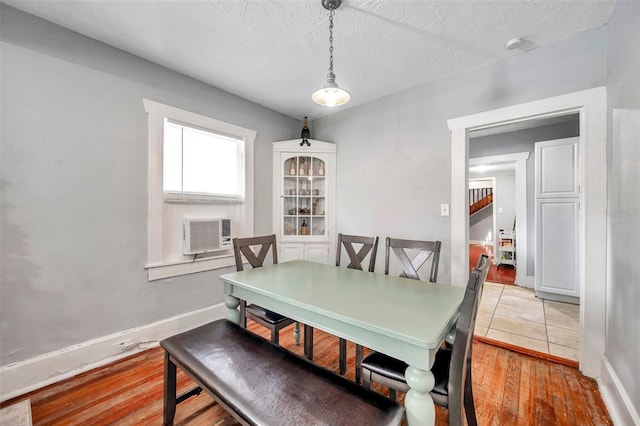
163, 120, 245, 203
143, 99, 255, 280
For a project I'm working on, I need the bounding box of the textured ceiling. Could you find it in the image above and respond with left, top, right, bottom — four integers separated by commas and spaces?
5, 0, 615, 120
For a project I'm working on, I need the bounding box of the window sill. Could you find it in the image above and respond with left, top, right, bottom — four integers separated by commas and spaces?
164, 192, 244, 204
146, 253, 235, 281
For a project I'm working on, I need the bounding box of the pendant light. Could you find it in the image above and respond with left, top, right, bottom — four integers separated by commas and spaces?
312, 0, 350, 107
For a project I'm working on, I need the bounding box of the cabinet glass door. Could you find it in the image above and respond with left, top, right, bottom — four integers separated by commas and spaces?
282, 155, 326, 237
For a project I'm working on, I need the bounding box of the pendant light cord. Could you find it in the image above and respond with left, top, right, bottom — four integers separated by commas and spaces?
312, 0, 350, 106
328, 7, 335, 74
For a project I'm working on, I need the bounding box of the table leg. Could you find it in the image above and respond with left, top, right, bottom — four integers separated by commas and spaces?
294, 322, 301, 345
225, 295, 241, 325
404, 365, 436, 426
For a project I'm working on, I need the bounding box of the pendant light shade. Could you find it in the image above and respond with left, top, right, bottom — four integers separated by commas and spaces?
312, 72, 351, 107
313, 0, 350, 107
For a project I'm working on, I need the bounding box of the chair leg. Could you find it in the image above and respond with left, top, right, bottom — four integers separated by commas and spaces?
339, 338, 347, 375
240, 300, 247, 329
389, 388, 397, 403
271, 327, 279, 344
355, 344, 363, 384
304, 324, 314, 360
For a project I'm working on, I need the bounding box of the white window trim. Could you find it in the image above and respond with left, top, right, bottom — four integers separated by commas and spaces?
143, 99, 255, 280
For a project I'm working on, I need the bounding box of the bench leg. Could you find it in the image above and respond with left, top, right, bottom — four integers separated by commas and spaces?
164, 352, 177, 426
362, 368, 372, 390
304, 324, 314, 360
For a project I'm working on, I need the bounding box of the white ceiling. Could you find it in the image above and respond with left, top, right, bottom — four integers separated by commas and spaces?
5, 0, 615, 120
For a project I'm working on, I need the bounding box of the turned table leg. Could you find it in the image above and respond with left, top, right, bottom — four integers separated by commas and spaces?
404, 365, 436, 426
225, 295, 241, 325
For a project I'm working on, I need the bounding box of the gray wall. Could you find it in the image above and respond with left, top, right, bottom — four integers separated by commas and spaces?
0, 5, 299, 364
605, 0, 640, 416
313, 26, 605, 282
469, 120, 579, 275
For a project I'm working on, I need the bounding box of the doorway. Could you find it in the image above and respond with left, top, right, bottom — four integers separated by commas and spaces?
448, 87, 607, 378
468, 175, 517, 285
468, 129, 580, 362
468, 151, 530, 285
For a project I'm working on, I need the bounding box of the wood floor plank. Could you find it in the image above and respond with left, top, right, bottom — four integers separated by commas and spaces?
517, 353, 535, 426
575, 370, 614, 426
471, 342, 500, 424
550, 361, 576, 426
485, 343, 510, 425
534, 357, 556, 424
1, 320, 612, 425
499, 350, 522, 424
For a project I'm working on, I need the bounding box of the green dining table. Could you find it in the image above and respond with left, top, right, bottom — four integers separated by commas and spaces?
220, 259, 465, 426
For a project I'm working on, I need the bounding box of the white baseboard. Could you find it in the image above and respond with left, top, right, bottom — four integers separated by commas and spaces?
517, 275, 535, 288
598, 355, 640, 426
0, 303, 226, 403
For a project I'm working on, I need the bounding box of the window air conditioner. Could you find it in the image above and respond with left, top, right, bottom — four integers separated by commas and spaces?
183, 218, 232, 255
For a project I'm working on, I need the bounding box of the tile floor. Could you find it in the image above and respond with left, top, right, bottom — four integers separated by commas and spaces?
474, 281, 580, 362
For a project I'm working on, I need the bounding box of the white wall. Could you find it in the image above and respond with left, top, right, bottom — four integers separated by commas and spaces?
603, 1, 640, 422
469, 207, 493, 243
0, 5, 299, 367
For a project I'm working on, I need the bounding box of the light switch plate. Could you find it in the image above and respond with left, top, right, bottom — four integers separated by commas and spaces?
441, 203, 450, 216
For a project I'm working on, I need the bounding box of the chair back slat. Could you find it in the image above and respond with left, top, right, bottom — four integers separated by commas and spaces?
385, 238, 441, 282
336, 233, 379, 272
233, 235, 278, 271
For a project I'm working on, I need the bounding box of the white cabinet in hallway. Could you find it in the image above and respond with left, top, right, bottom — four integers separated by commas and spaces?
534, 137, 580, 302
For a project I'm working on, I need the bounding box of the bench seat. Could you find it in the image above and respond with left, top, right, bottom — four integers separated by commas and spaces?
160, 319, 403, 426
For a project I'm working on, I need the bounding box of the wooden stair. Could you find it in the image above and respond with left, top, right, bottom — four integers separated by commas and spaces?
469, 188, 493, 215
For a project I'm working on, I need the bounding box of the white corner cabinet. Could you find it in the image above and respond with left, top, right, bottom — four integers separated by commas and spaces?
272, 139, 336, 264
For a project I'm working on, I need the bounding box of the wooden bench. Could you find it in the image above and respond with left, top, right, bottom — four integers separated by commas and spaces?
160, 319, 404, 426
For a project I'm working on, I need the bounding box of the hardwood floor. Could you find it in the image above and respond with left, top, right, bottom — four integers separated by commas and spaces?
1, 321, 611, 425
470, 243, 516, 285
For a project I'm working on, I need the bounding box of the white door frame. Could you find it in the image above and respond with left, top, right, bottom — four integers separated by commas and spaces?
448, 87, 607, 378
469, 152, 530, 286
